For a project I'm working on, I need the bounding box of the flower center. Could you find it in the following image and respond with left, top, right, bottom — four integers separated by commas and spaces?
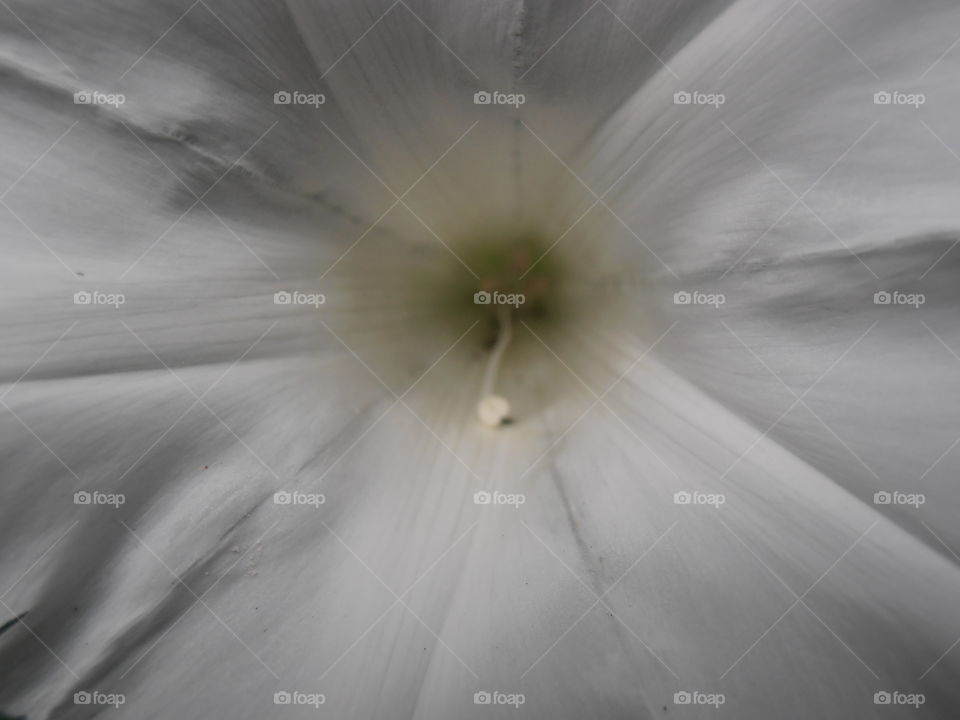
430, 231, 566, 427
318, 215, 647, 431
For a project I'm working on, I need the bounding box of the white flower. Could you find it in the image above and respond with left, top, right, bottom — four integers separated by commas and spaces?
1, 0, 960, 717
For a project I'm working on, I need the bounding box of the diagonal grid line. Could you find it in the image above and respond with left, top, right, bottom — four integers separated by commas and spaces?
720, 519, 879, 678
396, 1, 479, 79
316, 120, 480, 280
720, 320, 881, 481
1, 121, 80, 200
1, 521, 79, 599
120, 520, 279, 677
0, 198, 77, 277
516, 321, 680, 482
120, 121, 279, 279
920, 35, 960, 80
797, 0, 879, 79
715, 516, 879, 678
597, 1, 679, 79
120, 320, 282, 481
919, 520, 960, 565
0, 397, 81, 480
519, 520, 679, 679
518, 1, 600, 81
0, 0, 80, 79
316, 318, 483, 482
311, 320, 479, 485
519, 121, 680, 279
119, 0, 201, 79
917, 122, 960, 279
114, 321, 277, 484
197, 0, 280, 78
0, 322, 78, 402
317, 520, 479, 679
320, 520, 480, 678
119, 121, 280, 278
319, 0, 401, 79
119, 519, 280, 679
911, 321, 960, 484
718, 320, 878, 481
520, 119, 681, 279
718, 121, 877, 280
719, 0, 800, 79
0, 597, 79, 678
910, 522, 960, 679
719, 120, 880, 279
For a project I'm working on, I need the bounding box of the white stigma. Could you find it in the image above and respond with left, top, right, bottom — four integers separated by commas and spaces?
477, 394, 511, 427
477, 304, 513, 427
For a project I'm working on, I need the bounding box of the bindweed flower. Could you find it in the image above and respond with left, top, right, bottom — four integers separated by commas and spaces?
2, 0, 960, 717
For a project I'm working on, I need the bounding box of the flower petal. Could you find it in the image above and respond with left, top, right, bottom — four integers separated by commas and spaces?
5, 353, 957, 717
572, 0, 960, 555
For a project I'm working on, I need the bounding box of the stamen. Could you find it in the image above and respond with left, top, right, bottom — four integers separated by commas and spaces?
477, 305, 512, 427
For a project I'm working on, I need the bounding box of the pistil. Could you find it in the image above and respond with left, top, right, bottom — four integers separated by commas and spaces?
477, 304, 513, 427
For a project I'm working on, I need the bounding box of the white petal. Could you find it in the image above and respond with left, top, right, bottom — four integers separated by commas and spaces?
5, 354, 957, 717
572, 0, 960, 553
